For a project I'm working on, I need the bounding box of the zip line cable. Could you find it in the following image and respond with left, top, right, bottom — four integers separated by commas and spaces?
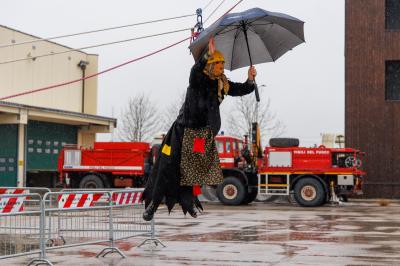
0, 28, 191, 65
204, 0, 226, 23
0, 0, 227, 64
0, 37, 191, 101
0, 0, 244, 101
1, 0, 216, 49
0, 14, 196, 48
203, 0, 216, 11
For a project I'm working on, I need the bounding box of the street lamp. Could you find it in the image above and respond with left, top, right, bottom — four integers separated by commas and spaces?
78, 60, 89, 113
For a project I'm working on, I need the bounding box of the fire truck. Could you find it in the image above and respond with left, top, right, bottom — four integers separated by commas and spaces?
213, 123, 365, 207
57, 142, 151, 188
58, 125, 365, 207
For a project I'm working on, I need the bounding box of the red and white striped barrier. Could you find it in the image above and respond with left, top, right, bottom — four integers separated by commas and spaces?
0, 189, 28, 213
0, 188, 28, 195
0, 196, 25, 213
57, 193, 103, 209
112, 191, 142, 205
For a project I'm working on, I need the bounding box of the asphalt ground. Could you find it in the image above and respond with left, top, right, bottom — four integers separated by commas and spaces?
5, 199, 400, 266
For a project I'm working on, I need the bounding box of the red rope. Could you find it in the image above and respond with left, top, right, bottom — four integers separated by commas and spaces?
0, 0, 243, 101
0, 37, 190, 101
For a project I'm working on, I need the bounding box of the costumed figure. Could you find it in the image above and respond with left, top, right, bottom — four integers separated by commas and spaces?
142, 38, 257, 221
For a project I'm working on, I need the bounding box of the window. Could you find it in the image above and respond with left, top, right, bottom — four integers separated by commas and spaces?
386, 0, 400, 30
385, 61, 400, 100
216, 141, 224, 153
226, 141, 232, 153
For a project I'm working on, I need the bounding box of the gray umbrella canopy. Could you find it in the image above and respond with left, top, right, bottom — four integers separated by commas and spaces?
189, 7, 305, 71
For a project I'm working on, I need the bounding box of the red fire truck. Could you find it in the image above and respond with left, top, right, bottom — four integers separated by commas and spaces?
213, 126, 365, 207
57, 142, 151, 188
58, 125, 365, 207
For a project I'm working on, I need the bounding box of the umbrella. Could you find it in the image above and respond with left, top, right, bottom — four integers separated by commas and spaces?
189, 7, 305, 102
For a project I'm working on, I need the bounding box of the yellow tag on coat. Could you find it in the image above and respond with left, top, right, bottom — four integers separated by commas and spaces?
162, 144, 171, 156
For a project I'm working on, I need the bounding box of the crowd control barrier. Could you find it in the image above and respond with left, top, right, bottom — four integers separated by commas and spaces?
0, 187, 164, 265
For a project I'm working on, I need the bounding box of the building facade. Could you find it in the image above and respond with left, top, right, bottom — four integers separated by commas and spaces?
0, 25, 116, 187
346, 0, 400, 197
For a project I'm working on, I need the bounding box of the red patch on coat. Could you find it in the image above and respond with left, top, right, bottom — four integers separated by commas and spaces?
193, 185, 202, 196
193, 137, 205, 153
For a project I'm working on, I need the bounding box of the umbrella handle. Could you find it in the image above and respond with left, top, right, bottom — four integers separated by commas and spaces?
242, 22, 260, 102
254, 79, 260, 102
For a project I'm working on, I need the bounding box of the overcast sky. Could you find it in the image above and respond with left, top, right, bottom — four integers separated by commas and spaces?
1, 0, 344, 146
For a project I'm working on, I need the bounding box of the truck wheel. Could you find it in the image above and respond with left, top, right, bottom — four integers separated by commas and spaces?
293, 178, 325, 207
217, 177, 246, 205
242, 187, 258, 204
79, 174, 104, 189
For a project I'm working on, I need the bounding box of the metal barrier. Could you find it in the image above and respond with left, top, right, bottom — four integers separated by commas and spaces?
0, 186, 54, 250
0, 193, 52, 265
0, 187, 51, 197
42, 191, 125, 259
61, 188, 165, 247
61, 188, 164, 249
108, 189, 165, 250
0, 187, 164, 265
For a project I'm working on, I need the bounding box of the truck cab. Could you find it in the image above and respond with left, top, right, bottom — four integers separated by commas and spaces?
216, 136, 245, 168
214, 135, 259, 205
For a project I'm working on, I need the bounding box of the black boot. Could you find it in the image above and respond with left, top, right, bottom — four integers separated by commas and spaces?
143, 201, 159, 221
187, 206, 197, 218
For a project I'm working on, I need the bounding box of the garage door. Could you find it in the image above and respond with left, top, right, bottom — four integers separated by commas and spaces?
0, 124, 18, 186
27, 121, 77, 171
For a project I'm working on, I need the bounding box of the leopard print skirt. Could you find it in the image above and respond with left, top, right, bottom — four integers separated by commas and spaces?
180, 127, 223, 186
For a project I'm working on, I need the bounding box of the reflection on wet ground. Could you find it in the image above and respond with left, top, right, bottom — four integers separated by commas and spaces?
5, 200, 400, 265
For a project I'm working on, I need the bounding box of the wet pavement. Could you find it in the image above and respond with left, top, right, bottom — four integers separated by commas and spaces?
6, 199, 400, 265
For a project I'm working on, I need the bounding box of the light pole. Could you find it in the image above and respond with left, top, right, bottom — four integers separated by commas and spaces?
78, 60, 89, 113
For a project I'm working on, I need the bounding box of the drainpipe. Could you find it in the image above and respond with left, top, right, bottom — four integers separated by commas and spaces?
78, 60, 89, 113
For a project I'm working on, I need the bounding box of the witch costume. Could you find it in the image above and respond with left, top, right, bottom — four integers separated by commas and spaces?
142, 49, 255, 221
